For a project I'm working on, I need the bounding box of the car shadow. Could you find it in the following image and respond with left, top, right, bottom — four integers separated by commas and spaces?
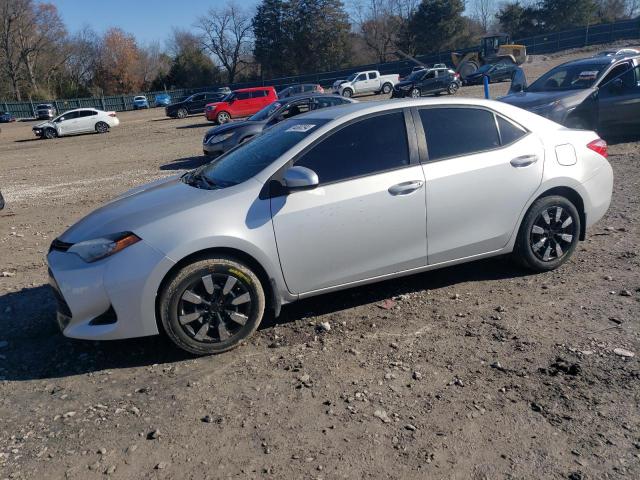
605, 133, 640, 145
14, 138, 42, 143
0, 257, 528, 382
176, 122, 214, 130
159, 155, 211, 171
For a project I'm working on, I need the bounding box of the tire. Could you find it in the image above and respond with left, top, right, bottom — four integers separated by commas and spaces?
381, 83, 392, 95
177, 108, 188, 119
95, 121, 109, 134
410, 88, 421, 98
458, 61, 478, 80
216, 111, 230, 124
43, 128, 57, 139
514, 195, 581, 272
447, 82, 459, 95
159, 256, 266, 355
341, 88, 353, 98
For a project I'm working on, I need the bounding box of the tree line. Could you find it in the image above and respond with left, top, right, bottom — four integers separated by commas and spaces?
1, 0, 638, 101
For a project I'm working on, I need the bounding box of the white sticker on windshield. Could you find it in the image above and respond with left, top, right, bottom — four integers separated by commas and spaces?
286, 124, 316, 132
578, 71, 598, 80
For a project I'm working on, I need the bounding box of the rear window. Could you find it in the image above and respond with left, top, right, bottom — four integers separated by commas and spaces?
419, 108, 500, 161
252, 90, 268, 98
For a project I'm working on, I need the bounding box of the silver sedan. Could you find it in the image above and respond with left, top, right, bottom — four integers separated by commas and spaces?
47, 98, 613, 355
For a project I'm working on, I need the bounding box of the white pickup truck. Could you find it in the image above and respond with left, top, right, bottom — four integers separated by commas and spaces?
332, 70, 400, 98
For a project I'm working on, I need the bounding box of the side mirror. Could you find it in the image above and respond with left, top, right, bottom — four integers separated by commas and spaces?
282, 166, 318, 192
509, 67, 528, 94
608, 78, 624, 94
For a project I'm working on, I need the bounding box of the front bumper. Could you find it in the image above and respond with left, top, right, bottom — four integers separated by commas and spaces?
47, 239, 175, 341
391, 89, 410, 98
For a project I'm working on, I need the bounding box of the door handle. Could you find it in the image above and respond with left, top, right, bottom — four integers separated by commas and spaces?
510, 155, 538, 168
388, 180, 424, 195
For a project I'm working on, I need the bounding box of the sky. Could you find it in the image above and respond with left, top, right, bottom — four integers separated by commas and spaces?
51, 0, 356, 45
52, 0, 262, 45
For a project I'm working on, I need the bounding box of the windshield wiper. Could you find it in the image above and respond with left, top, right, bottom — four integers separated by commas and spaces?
183, 171, 216, 189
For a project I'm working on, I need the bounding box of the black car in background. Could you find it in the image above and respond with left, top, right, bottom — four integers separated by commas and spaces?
277, 84, 324, 98
165, 90, 229, 118
203, 94, 353, 157
464, 61, 517, 85
500, 53, 640, 136
392, 67, 461, 98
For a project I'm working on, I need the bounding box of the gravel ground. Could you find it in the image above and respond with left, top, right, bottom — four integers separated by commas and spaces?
0, 45, 639, 480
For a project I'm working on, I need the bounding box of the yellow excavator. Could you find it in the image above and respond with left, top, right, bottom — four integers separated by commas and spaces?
452, 34, 527, 80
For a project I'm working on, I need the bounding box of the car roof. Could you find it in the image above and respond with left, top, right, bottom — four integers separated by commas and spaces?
235, 86, 275, 92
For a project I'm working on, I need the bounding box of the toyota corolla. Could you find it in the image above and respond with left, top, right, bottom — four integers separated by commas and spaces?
47, 99, 613, 355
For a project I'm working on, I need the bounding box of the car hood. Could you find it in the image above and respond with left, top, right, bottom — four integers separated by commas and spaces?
332, 79, 348, 88
205, 120, 265, 137
59, 176, 216, 243
499, 89, 594, 109
394, 80, 414, 89
33, 121, 54, 129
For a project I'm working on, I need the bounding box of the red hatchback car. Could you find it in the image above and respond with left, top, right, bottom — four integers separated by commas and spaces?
205, 87, 277, 124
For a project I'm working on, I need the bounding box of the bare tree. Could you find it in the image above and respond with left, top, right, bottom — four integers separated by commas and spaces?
0, 0, 27, 100
196, 1, 253, 83
471, 0, 495, 33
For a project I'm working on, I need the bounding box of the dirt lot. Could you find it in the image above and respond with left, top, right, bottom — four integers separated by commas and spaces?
1, 45, 639, 480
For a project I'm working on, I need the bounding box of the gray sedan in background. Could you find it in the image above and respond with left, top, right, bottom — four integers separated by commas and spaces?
203, 94, 354, 157
47, 99, 612, 355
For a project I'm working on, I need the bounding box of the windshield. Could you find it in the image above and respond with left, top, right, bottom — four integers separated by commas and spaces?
221, 92, 235, 102
346, 73, 357, 82
191, 118, 330, 188
477, 65, 493, 74
249, 101, 282, 121
527, 63, 606, 92
406, 70, 426, 81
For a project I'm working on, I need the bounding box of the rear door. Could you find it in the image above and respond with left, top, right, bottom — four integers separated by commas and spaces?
270, 110, 427, 294
367, 72, 380, 91
77, 110, 98, 132
415, 106, 544, 264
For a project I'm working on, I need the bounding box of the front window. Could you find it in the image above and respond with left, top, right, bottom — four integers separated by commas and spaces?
188, 118, 330, 188
249, 102, 282, 121
527, 63, 607, 92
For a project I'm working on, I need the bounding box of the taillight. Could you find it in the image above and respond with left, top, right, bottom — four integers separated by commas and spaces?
587, 138, 608, 158
108, 112, 117, 117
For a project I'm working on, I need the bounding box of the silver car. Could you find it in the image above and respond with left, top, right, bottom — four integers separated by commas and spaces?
47, 99, 613, 355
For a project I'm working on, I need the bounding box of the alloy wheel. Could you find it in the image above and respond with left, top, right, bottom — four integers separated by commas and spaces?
529, 205, 576, 262
410, 88, 421, 98
217, 112, 230, 124
177, 272, 252, 344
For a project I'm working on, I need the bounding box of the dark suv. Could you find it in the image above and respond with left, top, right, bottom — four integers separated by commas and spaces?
165, 90, 230, 118
392, 68, 461, 98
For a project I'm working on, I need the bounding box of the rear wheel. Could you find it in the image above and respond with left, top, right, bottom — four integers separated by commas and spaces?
95, 121, 109, 134
514, 196, 581, 272
43, 128, 57, 139
159, 257, 265, 355
177, 108, 188, 119
216, 111, 230, 124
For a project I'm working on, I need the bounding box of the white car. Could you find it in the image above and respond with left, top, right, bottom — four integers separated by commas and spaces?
32, 108, 120, 139
332, 70, 400, 97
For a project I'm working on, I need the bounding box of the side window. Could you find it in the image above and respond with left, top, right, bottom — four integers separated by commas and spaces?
356, 74, 367, 81
281, 101, 311, 119
497, 115, 527, 145
424, 71, 435, 79
62, 111, 80, 120
419, 108, 500, 161
236, 91, 251, 100
314, 97, 345, 109
295, 112, 409, 184
80, 110, 98, 117
368, 72, 378, 80
191, 94, 205, 102
303, 84, 314, 92
601, 64, 640, 95
252, 90, 268, 98
599, 63, 631, 88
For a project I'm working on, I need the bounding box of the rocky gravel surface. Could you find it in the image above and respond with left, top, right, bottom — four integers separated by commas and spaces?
0, 46, 639, 479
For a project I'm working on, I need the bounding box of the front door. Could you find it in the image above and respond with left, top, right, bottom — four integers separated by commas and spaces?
418, 71, 437, 94
188, 94, 206, 113
271, 110, 427, 294
598, 62, 640, 135
415, 106, 544, 264
56, 111, 81, 135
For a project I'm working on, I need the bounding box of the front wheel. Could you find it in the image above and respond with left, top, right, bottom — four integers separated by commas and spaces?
514, 196, 581, 272
95, 122, 109, 134
410, 88, 421, 98
448, 82, 459, 95
159, 257, 266, 355
43, 128, 57, 139
177, 108, 188, 119
216, 111, 230, 124
341, 88, 353, 98
381, 83, 392, 94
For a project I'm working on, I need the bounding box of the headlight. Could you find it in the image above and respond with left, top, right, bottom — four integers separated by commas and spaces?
400, 84, 412, 90
206, 105, 216, 111
207, 132, 234, 144
67, 232, 140, 263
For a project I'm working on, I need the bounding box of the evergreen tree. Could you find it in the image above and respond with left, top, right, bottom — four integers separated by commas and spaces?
409, 0, 466, 54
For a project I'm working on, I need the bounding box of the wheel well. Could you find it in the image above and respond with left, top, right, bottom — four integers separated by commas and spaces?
534, 187, 586, 240
154, 247, 278, 337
